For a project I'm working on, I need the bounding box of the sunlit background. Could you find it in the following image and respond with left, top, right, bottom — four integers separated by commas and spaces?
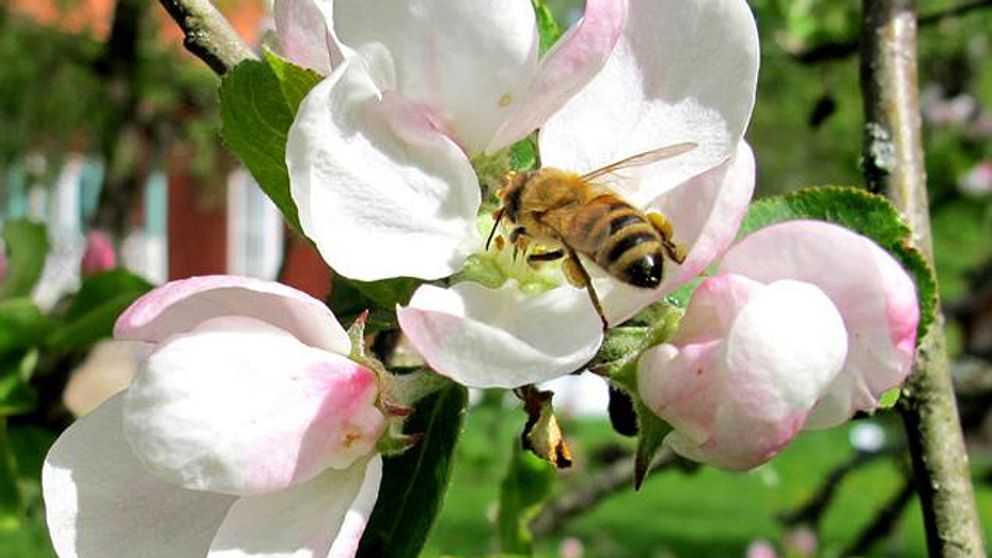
0, 0, 990, 556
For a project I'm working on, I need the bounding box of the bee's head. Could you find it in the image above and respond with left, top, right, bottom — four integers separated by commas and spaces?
497, 171, 530, 223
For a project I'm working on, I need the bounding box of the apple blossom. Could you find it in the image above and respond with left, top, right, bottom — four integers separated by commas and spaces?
282, 0, 759, 388
638, 221, 919, 469
43, 275, 386, 558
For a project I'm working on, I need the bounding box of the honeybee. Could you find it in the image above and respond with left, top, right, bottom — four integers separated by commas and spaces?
489, 143, 696, 327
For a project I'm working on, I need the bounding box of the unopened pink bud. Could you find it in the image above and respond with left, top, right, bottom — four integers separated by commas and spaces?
81, 230, 116, 275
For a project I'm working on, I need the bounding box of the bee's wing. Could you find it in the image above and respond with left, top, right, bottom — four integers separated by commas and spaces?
579, 142, 698, 185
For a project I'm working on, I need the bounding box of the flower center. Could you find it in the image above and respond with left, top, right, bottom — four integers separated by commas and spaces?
452, 214, 568, 296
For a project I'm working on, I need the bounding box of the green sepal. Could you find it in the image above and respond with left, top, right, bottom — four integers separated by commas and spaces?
592, 301, 681, 488
739, 186, 938, 342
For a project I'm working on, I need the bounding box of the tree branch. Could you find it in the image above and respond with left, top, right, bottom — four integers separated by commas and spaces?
157, 0, 256, 75
859, 1, 986, 556
793, 0, 992, 64
529, 448, 678, 537
778, 449, 891, 529
844, 476, 917, 557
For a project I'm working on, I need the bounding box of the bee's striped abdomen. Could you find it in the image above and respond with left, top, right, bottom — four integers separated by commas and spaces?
591, 200, 665, 288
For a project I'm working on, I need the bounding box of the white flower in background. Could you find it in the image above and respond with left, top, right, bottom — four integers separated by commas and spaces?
44, 276, 386, 558
638, 221, 919, 469
280, 0, 759, 388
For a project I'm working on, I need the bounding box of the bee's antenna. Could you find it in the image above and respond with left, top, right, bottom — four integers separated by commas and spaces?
485, 208, 504, 251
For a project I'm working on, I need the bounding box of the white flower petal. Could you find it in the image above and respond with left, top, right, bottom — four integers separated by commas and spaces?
487, 0, 627, 151
540, 0, 759, 201
123, 316, 385, 496
207, 456, 382, 558
334, 0, 539, 154
288, 58, 481, 281
397, 283, 602, 388
596, 142, 756, 325
725, 280, 848, 411
273, 0, 336, 75
115, 275, 350, 355
43, 394, 236, 558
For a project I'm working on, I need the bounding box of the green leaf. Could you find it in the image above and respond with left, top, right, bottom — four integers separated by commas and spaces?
509, 136, 539, 172
0, 221, 49, 300
45, 270, 152, 351
496, 441, 556, 555
357, 382, 467, 558
327, 277, 422, 334
263, 50, 323, 113
531, 0, 563, 56
0, 420, 23, 527
0, 299, 49, 357
220, 58, 320, 232
63, 269, 152, 322
739, 186, 938, 341
0, 367, 36, 417
632, 398, 672, 489
6, 425, 55, 481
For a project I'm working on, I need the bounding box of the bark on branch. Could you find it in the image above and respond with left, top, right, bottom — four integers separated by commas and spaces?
157, 0, 256, 75
859, 1, 986, 556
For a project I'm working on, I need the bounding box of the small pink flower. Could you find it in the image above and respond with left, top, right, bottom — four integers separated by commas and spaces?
783, 527, 818, 557
81, 230, 117, 276
746, 540, 778, 558
958, 160, 992, 196
639, 221, 919, 469
44, 276, 386, 558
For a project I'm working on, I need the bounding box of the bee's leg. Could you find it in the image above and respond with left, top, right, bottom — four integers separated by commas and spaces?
647, 212, 687, 264
563, 248, 608, 330
485, 209, 505, 251
526, 249, 564, 269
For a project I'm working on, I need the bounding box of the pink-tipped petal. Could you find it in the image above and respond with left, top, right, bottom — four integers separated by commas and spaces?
114, 275, 350, 355
288, 57, 481, 281
487, 0, 627, 151
334, 0, 539, 154
207, 456, 382, 558
719, 221, 919, 428
597, 142, 757, 325
43, 394, 237, 558
639, 280, 848, 470
123, 316, 385, 496
540, 0, 759, 202
273, 0, 337, 75
397, 283, 602, 388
